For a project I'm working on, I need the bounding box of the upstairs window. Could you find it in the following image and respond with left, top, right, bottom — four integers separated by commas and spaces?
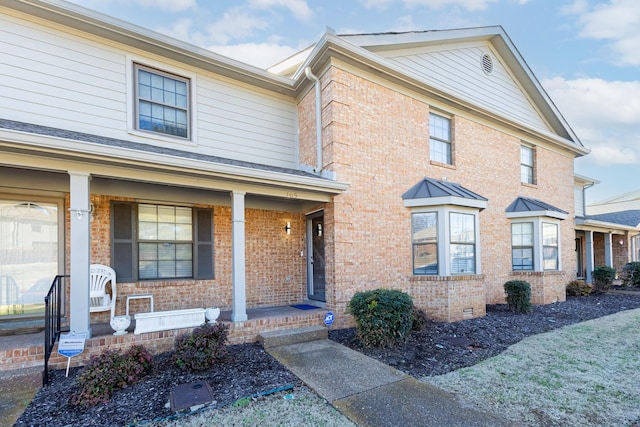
135, 64, 189, 138
429, 113, 452, 165
521, 145, 535, 184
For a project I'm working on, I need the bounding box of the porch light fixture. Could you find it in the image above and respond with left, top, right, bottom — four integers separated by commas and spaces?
317, 223, 322, 237
285, 221, 291, 235
619, 238, 624, 246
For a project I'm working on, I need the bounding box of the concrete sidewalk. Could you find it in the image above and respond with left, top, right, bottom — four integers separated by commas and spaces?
267, 339, 512, 427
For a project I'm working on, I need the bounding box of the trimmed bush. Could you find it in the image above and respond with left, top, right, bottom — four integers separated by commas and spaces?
566, 280, 592, 297
347, 288, 414, 347
174, 322, 229, 372
411, 307, 428, 331
592, 265, 616, 293
504, 280, 531, 314
621, 262, 640, 288
70, 345, 153, 407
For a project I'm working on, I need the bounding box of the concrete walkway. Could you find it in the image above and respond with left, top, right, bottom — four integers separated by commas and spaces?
0, 367, 41, 427
266, 339, 512, 427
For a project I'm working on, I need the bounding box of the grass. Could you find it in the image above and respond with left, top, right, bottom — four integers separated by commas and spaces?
424, 309, 640, 427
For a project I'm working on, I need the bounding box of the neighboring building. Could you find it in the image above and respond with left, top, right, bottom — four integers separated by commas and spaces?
574, 179, 640, 278
0, 0, 589, 341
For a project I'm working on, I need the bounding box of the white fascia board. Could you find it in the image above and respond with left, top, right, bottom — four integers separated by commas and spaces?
403, 196, 487, 209
0, 128, 348, 194
575, 218, 640, 232
506, 210, 568, 220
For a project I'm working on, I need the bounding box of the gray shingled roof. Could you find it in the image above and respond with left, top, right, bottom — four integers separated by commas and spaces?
0, 118, 321, 179
402, 177, 487, 201
586, 210, 640, 228
506, 197, 567, 215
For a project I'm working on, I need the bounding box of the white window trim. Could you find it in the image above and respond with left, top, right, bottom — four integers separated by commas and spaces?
510, 217, 562, 272
412, 206, 481, 276
125, 54, 198, 146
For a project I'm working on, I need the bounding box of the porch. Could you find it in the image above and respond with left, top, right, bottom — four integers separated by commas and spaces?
0, 305, 329, 373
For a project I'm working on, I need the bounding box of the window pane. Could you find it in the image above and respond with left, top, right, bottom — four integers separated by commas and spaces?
139, 222, 157, 240
450, 213, 475, 243
176, 224, 192, 241
521, 146, 533, 166
543, 247, 558, 270
429, 113, 450, 140
158, 261, 176, 278
512, 248, 534, 270
158, 243, 175, 260
430, 139, 451, 164
543, 223, 558, 246
512, 222, 533, 246
136, 66, 189, 138
139, 243, 157, 261
176, 261, 193, 277
451, 244, 475, 274
412, 212, 437, 243
413, 243, 437, 275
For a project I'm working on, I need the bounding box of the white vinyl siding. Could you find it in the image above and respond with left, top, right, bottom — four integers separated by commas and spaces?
574, 186, 585, 217
383, 43, 550, 133
0, 11, 299, 169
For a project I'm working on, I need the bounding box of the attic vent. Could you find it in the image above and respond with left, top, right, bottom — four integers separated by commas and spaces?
481, 53, 493, 74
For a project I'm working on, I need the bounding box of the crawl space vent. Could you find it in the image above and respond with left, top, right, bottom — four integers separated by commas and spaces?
481, 53, 493, 75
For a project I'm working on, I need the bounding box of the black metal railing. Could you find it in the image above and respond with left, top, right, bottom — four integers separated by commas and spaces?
43, 275, 68, 386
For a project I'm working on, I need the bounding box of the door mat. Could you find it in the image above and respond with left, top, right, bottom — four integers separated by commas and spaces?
290, 304, 320, 310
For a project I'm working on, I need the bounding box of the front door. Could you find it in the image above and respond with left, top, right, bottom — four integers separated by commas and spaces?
307, 212, 325, 302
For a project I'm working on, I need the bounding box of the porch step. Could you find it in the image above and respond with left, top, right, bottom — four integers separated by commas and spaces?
258, 326, 327, 349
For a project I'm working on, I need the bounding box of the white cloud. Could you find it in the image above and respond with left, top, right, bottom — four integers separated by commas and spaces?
136, 0, 196, 12
249, 0, 313, 20
206, 9, 270, 45
568, 0, 640, 66
402, 0, 498, 11
543, 76, 640, 165
208, 42, 300, 69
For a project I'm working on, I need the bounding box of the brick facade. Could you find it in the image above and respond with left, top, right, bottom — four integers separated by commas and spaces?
298, 65, 578, 322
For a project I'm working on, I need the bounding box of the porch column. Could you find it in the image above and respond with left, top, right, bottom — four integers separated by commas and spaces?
585, 231, 594, 284
231, 191, 247, 321
604, 233, 613, 268
68, 171, 92, 337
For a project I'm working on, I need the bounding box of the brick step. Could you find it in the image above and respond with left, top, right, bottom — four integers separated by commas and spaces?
258, 325, 327, 349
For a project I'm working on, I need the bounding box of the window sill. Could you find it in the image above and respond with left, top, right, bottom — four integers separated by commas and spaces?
127, 128, 196, 148
411, 274, 484, 281
429, 160, 456, 169
520, 182, 537, 189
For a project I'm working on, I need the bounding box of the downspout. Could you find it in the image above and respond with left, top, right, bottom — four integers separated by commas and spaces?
304, 67, 323, 173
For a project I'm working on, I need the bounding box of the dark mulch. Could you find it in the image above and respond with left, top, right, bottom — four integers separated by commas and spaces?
15, 291, 640, 427
329, 292, 640, 377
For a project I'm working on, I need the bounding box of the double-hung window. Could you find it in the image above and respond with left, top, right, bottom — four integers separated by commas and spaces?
510, 219, 561, 272
450, 212, 476, 274
542, 222, 559, 270
521, 145, 535, 184
135, 64, 189, 138
411, 208, 481, 276
112, 202, 213, 281
429, 113, 452, 165
511, 222, 534, 270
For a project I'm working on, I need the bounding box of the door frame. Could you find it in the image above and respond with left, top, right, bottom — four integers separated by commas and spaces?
306, 210, 325, 302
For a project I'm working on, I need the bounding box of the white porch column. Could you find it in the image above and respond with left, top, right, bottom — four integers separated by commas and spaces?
231, 191, 248, 322
68, 171, 92, 337
585, 231, 594, 284
604, 233, 613, 267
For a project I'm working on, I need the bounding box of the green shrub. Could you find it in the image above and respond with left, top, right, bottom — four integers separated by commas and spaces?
566, 280, 592, 297
70, 345, 153, 407
174, 322, 229, 372
621, 262, 640, 287
347, 288, 414, 347
504, 280, 531, 314
592, 265, 616, 293
411, 307, 428, 331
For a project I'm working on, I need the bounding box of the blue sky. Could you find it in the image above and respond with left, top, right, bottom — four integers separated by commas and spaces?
70, 0, 640, 204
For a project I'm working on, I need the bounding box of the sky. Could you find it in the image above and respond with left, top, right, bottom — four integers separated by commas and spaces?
68, 0, 640, 205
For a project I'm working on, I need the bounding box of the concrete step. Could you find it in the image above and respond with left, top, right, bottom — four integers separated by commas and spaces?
258, 325, 327, 349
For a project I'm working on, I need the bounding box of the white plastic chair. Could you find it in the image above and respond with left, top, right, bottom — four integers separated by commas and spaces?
89, 264, 117, 319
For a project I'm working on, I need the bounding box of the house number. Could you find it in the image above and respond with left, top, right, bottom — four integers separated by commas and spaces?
286, 192, 298, 198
